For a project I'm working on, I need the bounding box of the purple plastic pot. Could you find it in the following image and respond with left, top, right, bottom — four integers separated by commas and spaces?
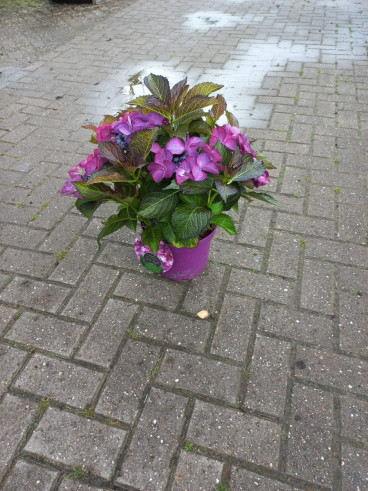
161, 228, 216, 281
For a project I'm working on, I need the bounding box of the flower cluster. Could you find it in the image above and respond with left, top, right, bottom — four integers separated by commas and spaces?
134, 235, 174, 272
61, 73, 276, 256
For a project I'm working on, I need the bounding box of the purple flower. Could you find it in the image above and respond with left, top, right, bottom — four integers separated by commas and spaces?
148, 148, 176, 183
252, 170, 270, 188
96, 123, 114, 142
61, 179, 84, 199
134, 235, 174, 272
112, 111, 166, 141
210, 124, 256, 158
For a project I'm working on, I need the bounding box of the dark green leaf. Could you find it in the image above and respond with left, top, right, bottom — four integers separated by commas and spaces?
126, 96, 148, 107
129, 128, 158, 163
97, 215, 125, 247
173, 109, 206, 128
75, 199, 101, 219
208, 201, 223, 215
244, 192, 278, 206
180, 178, 213, 195
175, 95, 218, 119
230, 156, 266, 183
163, 180, 180, 190
188, 119, 213, 136
210, 213, 237, 235
144, 74, 170, 105
179, 194, 207, 206
183, 82, 223, 103
74, 182, 110, 201
171, 204, 212, 240
162, 221, 176, 244
141, 224, 163, 254
139, 190, 179, 219
215, 181, 239, 203
256, 154, 276, 170
118, 206, 137, 231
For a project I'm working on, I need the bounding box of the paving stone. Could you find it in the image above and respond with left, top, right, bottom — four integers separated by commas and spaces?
76, 299, 138, 368
38, 214, 87, 253
259, 304, 333, 348
0, 304, 16, 334
211, 294, 255, 361
341, 396, 368, 444
227, 269, 294, 305
339, 292, 368, 358
5, 311, 85, 356
58, 481, 104, 491
0, 277, 71, 313
210, 240, 262, 270
237, 207, 273, 247
2, 460, 59, 491
275, 212, 334, 238
133, 307, 210, 352
0, 345, 27, 396
25, 407, 126, 480
97, 242, 142, 272
231, 467, 296, 490
0, 223, 47, 248
281, 167, 306, 196
0, 394, 39, 479
49, 237, 98, 285
158, 350, 241, 403
300, 259, 335, 314
305, 238, 368, 268
339, 265, 368, 293
172, 452, 223, 491
338, 204, 367, 244
295, 346, 368, 396
117, 388, 187, 490
63, 265, 119, 322
267, 231, 300, 278
287, 384, 333, 486
341, 445, 368, 491
187, 400, 280, 468
0, 248, 55, 279
308, 184, 335, 219
14, 354, 104, 409
245, 335, 290, 417
180, 262, 226, 315
114, 271, 185, 310
96, 339, 159, 423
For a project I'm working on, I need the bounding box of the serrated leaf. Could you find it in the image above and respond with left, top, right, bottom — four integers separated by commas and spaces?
100, 114, 119, 125
141, 224, 163, 254
209, 94, 227, 122
163, 180, 180, 190
88, 171, 133, 185
180, 178, 213, 195
230, 157, 266, 183
75, 199, 101, 219
162, 221, 176, 244
97, 215, 125, 248
98, 141, 128, 165
118, 206, 137, 231
244, 192, 278, 206
170, 77, 188, 107
210, 213, 237, 235
256, 154, 276, 170
74, 182, 110, 201
179, 194, 207, 206
82, 124, 97, 132
208, 201, 223, 215
173, 109, 206, 129
183, 82, 223, 103
144, 74, 170, 105
215, 181, 239, 203
175, 95, 218, 119
139, 190, 179, 219
129, 128, 158, 163
171, 204, 212, 240
226, 110, 239, 127
126, 96, 148, 106
188, 119, 213, 136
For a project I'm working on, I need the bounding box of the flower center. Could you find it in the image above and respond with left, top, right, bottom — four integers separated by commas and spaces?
172, 153, 186, 166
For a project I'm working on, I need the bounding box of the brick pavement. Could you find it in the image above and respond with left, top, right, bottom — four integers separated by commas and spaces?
0, 0, 367, 489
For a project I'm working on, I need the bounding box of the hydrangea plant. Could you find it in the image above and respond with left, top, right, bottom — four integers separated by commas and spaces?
61, 73, 276, 254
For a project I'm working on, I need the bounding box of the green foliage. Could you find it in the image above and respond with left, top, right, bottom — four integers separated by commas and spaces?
66, 468, 88, 481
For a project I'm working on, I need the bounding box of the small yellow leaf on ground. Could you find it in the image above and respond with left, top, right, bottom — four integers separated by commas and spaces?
197, 310, 209, 319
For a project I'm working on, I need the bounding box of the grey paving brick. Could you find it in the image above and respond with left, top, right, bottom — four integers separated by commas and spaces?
95, 339, 160, 423
97, 242, 142, 272
341, 445, 368, 491
0, 304, 16, 334
157, 350, 241, 403
133, 307, 210, 352
2, 460, 59, 491
25, 407, 126, 480
114, 271, 185, 310
0, 394, 39, 479
237, 207, 273, 247
245, 335, 290, 417
227, 269, 294, 304
14, 354, 104, 408
281, 167, 306, 196
0, 248, 55, 279
300, 259, 335, 314
0, 345, 27, 396
338, 204, 367, 244
210, 240, 263, 270
339, 292, 368, 358
267, 231, 300, 278
0, 276, 71, 313
231, 467, 296, 490
63, 265, 119, 322
38, 215, 89, 253
76, 299, 138, 368
287, 384, 333, 486
0, 223, 47, 248
305, 238, 368, 268
308, 184, 335, 219
341, 396, 368, 444
58, 481, 104, 491
117, 388, 187, 490
295, 346, 368, 396
5, 311, 85, 356
211, 294, 255, 361
339, 265, 368, 293
180, 262, 226, 315
172, 452, 223, 491
275, 212, 334, 238
187, 400, 280, 468
49, 237, 98, 285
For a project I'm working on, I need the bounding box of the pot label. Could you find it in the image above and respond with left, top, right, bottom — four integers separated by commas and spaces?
140, 253, 164, 273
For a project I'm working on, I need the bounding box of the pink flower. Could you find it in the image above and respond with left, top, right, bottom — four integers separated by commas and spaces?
61, 179, 84, 199
252, 170, 270, 188
148, 148, 176, 183
210, 124, 256, 158
96, 123, 114, 142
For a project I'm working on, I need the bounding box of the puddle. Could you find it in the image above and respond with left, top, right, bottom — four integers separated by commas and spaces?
183, 11, 243, 30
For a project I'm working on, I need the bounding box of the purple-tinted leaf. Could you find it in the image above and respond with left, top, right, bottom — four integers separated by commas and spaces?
183, 82, 223, 103
215, 180, 239, 203
226, 110, 239, 128
170, 77, 188, 107
144, 74, 170, 105
209, 94, 227, 122
98, 141, 128, 165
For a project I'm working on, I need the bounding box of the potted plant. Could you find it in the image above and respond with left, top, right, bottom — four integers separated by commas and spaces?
61, 73, 276, 281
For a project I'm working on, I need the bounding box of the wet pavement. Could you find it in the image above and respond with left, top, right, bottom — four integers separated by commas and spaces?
0, 0, 368, 489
